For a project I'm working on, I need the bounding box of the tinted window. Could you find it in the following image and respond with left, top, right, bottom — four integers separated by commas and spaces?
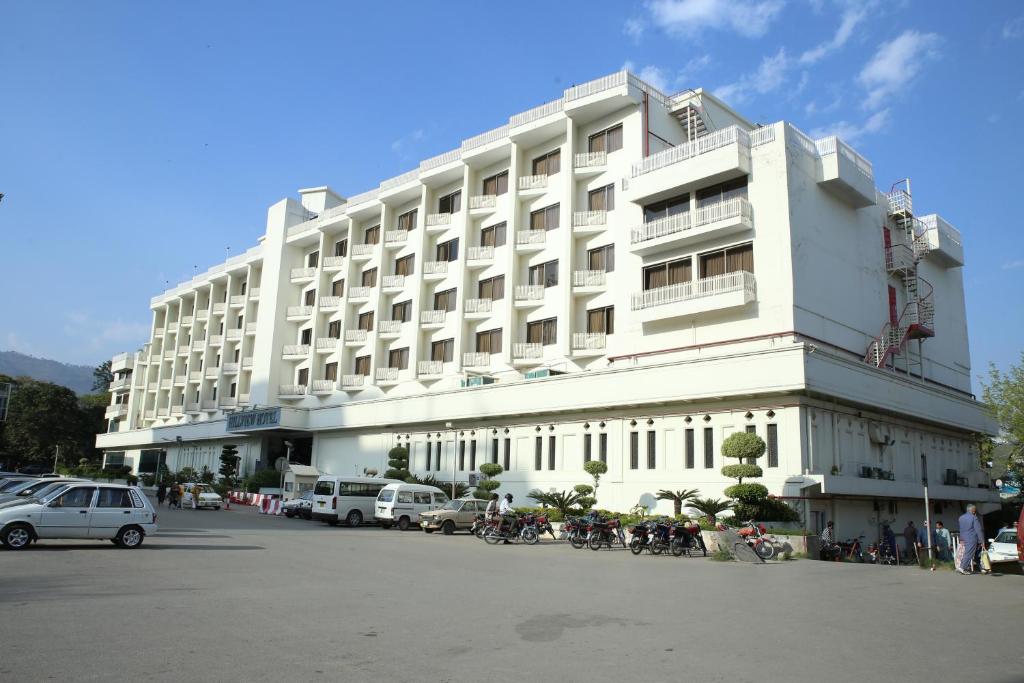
378, 489, 395, 502
54, 487, 95, 508
413, 492, 431, 504
313, 480, 335, 496
97, 488, 133, 508
339, 482, 385, 497
397, 491, 414, 504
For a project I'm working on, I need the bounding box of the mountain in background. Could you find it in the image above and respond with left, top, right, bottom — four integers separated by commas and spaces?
0, 351, 96, 395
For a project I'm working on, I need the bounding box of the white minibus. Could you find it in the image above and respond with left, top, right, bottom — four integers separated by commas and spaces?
311, 476, 403, 527
374, 483, 448, 530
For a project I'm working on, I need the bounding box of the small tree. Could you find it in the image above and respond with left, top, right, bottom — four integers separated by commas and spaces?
92, 360, 113, 393
384, 446, 410, 481
219, 444, 240, 488
528, 489, 583, 516
656, 488, 700, 517
721, 432, 768, 503
574, 484, 596, 510
688, 497, 733, 524
475, 462, 503, 500
583, 460, 608, 503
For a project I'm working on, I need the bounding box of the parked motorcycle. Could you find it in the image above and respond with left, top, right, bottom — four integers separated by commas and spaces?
588, 517, 626, 550
736, 520, 776, 560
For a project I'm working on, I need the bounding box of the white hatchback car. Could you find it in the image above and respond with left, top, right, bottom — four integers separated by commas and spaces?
987, 527, 1019, 563
181, 484, 223, 510
0, 483, 158, 550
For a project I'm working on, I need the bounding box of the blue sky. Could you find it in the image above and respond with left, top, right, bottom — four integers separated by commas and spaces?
1, 0, 1021, 389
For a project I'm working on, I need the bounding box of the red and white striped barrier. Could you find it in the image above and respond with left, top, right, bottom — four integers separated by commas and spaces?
259, 499, 282, 515
228, 491, 282, 514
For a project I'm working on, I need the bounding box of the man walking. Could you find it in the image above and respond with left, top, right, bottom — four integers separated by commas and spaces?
903, 521, 918, 562
819, 521, 835, 560
934, 521, 951, 561
957, 504, 985, 575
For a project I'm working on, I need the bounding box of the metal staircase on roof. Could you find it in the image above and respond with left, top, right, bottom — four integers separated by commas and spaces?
864, 179, 936, 375
672, 102, 708, 143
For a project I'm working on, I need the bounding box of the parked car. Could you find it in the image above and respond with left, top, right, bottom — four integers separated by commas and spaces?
310, 476, 403, 526
283, 490, 314, 519
17, 465, 54, 475
0, 477, 37, 493
0, 476, 77, 500
418, 498, 488, 535
375, 483, 448, 530
987, 527, 1019, 563
0, 483, 158, 549
0, 478, 91, 504
180, 484, 222, 510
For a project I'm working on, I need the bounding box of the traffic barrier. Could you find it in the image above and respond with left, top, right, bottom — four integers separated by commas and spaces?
258, 498, 282, 515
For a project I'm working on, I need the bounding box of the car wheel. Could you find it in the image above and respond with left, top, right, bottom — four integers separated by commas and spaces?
398, 517, 411, 531
1, 523, 33, 550
115, 525, 145, 548
442, 520, 455, 535
213, 506, 220, 511
302, 512, 312, 520
424, 528, 434, 534
285, 512, 295, 518
346, 510, 363, 527
380, 522, 393, 530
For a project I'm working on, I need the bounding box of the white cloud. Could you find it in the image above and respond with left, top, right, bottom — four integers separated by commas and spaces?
799, 4, 871, 64
1002, 259, 1024, 271
676, 54, 712, 87
810, 108, 890, 143
858, 30, 941, 110
1003, 16, 1024, 40
624, 17, 645, 41
714, 48, 790, 105
624, 56, 712, 94
646, 0, 786, 39
390, 128, 425, 155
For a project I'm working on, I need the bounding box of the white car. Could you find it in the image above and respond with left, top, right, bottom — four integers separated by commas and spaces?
181, 484, 222, 510
282, 490, 314, 519
0, 483, 158, 549
987, 527, 1019, 563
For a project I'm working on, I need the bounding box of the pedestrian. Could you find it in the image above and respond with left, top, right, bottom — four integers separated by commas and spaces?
191, 483, 202, 510
819, 521, 835, 560
956, 504, 985, 575
176, 482, 184, 509
903, 521, 918, 561
934, 521, 951, 561
916, 520, 934, 558
157, 482, 167, 506
167, 483, 179, 509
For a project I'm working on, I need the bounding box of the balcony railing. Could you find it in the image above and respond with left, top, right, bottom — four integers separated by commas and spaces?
462, 352, 490, 367
204, 367, 219, 378
814, 135, 873, 180
189, 371, 203, 382
464, 298, 492, 314
572, 332, 607, 350
469, 195, 496, 210
249, 287, 260, 298
341, 374, 365, 389
229, 295, 246, 307
630, 271, 756, 311
196, 310, 209, 320
105, 404, 129, 419
572, 210, 607, 228
515, 230, 546, 246
322, 255, 345, 269
565, 69, 626, 101
241, 357, 253, 368
375, 367, 400, 383
348, 286, 372, 299
510, 97, 563, 127
512, 342, 543, 360
245, 322, 258, 334
109, 377, 132, 391
423, 261, 448, 276
226, 328, 242, 340
382, 274, 405, 289
384, 230, 408, 245
631, 125, 749, 178
174, 374, 187, 384
574, 151, 607, 169
212, 303, 227, 314
177, 345, 190, 355
219, 397, 237, 408
222, 363, 239, 374
311, 379, 335, 394
630, 197, 751, 244
279, 384, 307, 397
514, 284, 545, 302
378, 320, 402, 335
352, 244, 376, 259
201, 400, 216, 410
282, 344, 310, 356
208, 335, 224, 346
160, 378, 172, 389
162, 349, 175, 359
344, 329, 367, 343
291, 267, 316, 280
191, 341, 205, 351
316, 337, 338, 351
417, 360, 443, 376
467, 245, 494, 261
518, 174, 548, 191
287, 305, 313, 318
572, 270, 607, 287
319, 296, 341, 309
426, 213, 451, 227
238, 393, 251, 404
186, 402, 200, 412
180, 315, 194, 326
420, 309, 446, 325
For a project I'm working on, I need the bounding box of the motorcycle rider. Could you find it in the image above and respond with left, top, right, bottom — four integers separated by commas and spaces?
485, 493, 500, 519
498, 493, 516, 542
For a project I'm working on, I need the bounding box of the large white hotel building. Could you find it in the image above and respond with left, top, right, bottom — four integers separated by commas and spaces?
97, 69, 998, 535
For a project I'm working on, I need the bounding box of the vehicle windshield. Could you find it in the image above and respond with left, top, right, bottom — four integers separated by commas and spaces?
4, 479, 57, 495
0, 479, 34, 493
377, 489, 395, 502
994, 530, 1017, 544
313, 481, 334, 496
441, 500, 464, 511
20, 481, 74, 498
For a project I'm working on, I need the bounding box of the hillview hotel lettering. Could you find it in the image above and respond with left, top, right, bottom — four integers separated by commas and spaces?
97, 69, 998, 538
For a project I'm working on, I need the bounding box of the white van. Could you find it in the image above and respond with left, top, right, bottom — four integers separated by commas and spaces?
374, 483, 448, 530
311, 476, 403, 527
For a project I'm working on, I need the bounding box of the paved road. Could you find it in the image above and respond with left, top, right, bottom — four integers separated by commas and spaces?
1, 502, 1021, 683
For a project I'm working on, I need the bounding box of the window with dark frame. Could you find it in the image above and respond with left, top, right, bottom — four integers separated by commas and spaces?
767, 423, 779, 468
599, 432, 608, 463
354, 355, 371, 376
307, 251, 319, 268
534, 436, 542, 470
532, 149, 561, 176
395, 254, 415, 276
583, 433, 592, 462
586, 306, 614, 335
482, 171, 508, 196
334, 239, 348, 257
480, 222, 506, 248
699, 242, 754, 278
528, 260, 559, 287
425, 441, 432, 471
435, 440, 442, 471
364, 225, 380, 244
331, 279, 344, 296
397, 209, 418, 231
458, 440, 466, 471
300, 329, 312, 345
704, 428, 714, 468
327, 320, 341, 338
587, 244, 615, 272
478, 275, 505, 301
643, 193, 690, 223
392, 300, 411, 323
324, 362, 337, 381
357, 311, 375, 331
629, 432, 639, 469
588, 124, 623, 154
587, 184, 615, 211
387, 347, 409, 370
297, 368, 309, 386
695, 176, 748, 207
529, 204, 560, 231
436, 238, 459, 262
526, 318, 557, 345
548, 435, 556, 470
685, 429, 695, 469
433, 288, 457, 312
491, 438, 498, 464
430, 338, 454, 362
438, 191, 461, 214
476, 328, 502, 354
647, 431, 656, 469
304, 289, 316, 306
361, 268, 377, 287
469, 440, 477, 471
643, 257, 692, 290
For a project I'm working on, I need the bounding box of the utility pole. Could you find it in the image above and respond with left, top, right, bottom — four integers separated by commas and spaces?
446, 422, 455, 500
53, 444, 60, 475
921, 453, 934, 567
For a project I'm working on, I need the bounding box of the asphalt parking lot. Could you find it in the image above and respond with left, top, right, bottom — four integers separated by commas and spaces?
2, 501, 1022, 683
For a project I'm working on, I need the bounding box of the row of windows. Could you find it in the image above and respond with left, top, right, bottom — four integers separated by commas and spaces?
629, 424, 780, 470
642, 243, 754, 290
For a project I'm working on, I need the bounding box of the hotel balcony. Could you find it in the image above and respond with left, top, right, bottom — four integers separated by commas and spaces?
109, 376, 132, 392
630, 271, 757, 323
238, 393, 251, 405
154, 329, 165, 338
226, 328, 242, 341
919, 214, 964, 268
572, 210, 607, 235
348, 286, 372, 303
572, 270, 607, 296
382, 274, 405, 292
572, 332, 607, 357
174, 374, 187, 386
229, 295, 246, 308
315, 296, 339, 312
191, 340, 205, 352
111, 351, 135, 374
159, 378, 172, 389
375, 367, 400, 386
425, 212, 452, 233
423, 261, 448, 280
144, 409, 157, 420
105, 404, 129, 419
315, 337, 339, 354
377, 320, 402, 339
629, 197, 752, 256
462, 352, 490, 368
290, 267, 316, 282
574, 151, 607, 176
626, 125, 751, 204
287, 305, 313, 320
201, 400, 217, 411
512, 342, 544, 367
420, 309, 446, 329
351, 244, 375, 261
341, 374, 366, 392
212, 303, 227, 316
196, 310, 209, 321
180, 316, 194, 327
241, 357, 253, 370
468, 195, 497, 216
279, 384, 307, 399
167, 322, 179, 334
322, 255, 346, 272
245, 322, 258, 335
204, 367, 219, 379
813, 135, 875, 208
177, 345, 190, 356
513, 284, 545, 307
185, 403, 201, 414
218, 397, 237, 409
466, 246, 494, 268
517, 174, 548, 197
208, 335, 224, 347
282, 344, 310, 359
188, 371, 202, 383
162, 349, 175, 360
222, 363, 240, 375
464, 298, 493, 319
384, 231, 408, 249
170, 404, 185, 417
515, 230, 546, 251
310, 379, 335, 395
417, 360, 443, 381
249, 287, 260, 300
344, 329, 368, 346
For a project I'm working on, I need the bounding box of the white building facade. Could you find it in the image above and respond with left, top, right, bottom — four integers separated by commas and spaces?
97, 69, 998, 538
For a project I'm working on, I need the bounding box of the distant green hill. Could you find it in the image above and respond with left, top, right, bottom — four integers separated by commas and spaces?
0, 351, 96, 395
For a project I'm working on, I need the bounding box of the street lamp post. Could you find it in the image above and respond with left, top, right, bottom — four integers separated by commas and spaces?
279, 441, 293, 500
445, 422, 455, 500
921, 453, 934, 566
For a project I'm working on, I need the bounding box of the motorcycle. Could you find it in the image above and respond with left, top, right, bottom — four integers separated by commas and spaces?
588, 517, 626, 550
671, 522, 706, 557
628, 521, 654, 555
483, 514, 539, 545
736, 520, 776, 560
562, 516, 592, 549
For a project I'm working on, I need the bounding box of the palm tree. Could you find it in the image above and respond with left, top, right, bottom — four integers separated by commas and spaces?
656, 488, 701, 517
527, 489, 582, 516
687, 497, 733, 524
